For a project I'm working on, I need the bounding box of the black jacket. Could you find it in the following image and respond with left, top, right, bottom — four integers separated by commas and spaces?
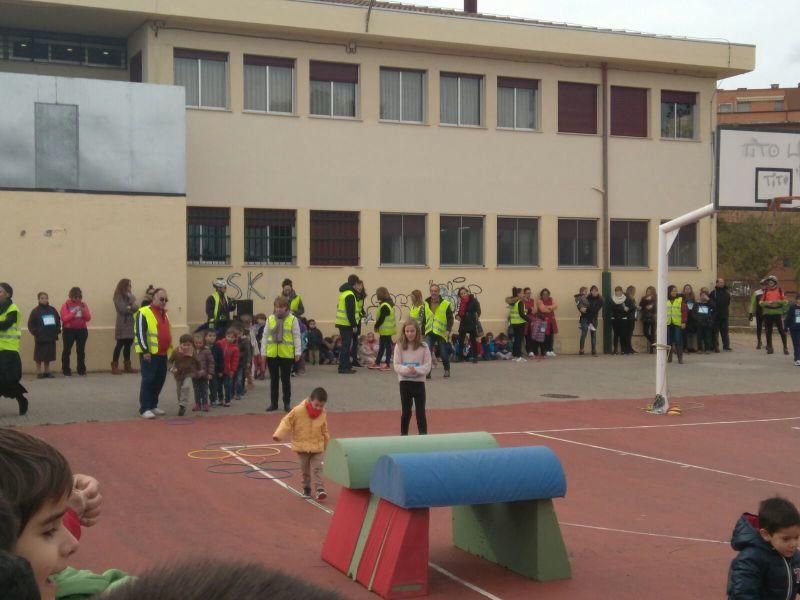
584, 295, 603, 326
457, 295, 481, 333
374, 298, 395, 331
694, 300, 716, 327
727, 513, 800, 600
710, 286, 731, 318
608, 298, 630, 320
205, 292, 235, 328
338, 283, 357, 327
27, 305, 61, 342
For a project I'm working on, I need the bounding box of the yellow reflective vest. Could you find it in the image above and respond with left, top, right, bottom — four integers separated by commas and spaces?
0, 303, 21, 352
667, 297, 683, 326
335, 290, 356, 327
508, 300, 526, 325
377, 302, 397, 336
134, 305, 171, 355
264, 314, 296, 359
424, 299, 450, 339
289, 294, 302, 315
409, 305, 423, 325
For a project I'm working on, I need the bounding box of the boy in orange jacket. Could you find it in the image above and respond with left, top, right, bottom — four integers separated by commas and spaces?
273, 387, 330, 501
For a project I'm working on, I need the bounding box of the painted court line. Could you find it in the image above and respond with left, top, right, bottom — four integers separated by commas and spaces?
560, 522, 728, 545
223, 445, 505, 600
525, 432, 800, 490
492, 415, 800, 436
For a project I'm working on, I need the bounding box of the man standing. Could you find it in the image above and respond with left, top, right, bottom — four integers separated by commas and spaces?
710, 278, 732, 352
206, 278, 236, 336
350, 279, 366, 367
424, 284, 454, 379
760, 275, 789, 355
135, 288, 172, 419
748, 278, 767, 350
335, 274, 359, 374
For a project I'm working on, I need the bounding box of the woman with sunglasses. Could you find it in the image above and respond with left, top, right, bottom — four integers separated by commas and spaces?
60, 286, 92, 376
134, 289, 173, 419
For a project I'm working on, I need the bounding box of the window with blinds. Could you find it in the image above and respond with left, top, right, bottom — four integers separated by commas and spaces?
497, 217, 539, 266
610, 220, 648, 267
440, 215, 484, 266
380, 68, 424, 123
440, 73, 483, 126
310, 61, 358, 118
243, 55, 294, 113
497, 77, 538, 130
558, 218, 597, 267
187, 207, 230, 264
244, 209, 296, 264
666, 221, 697, 267
660, 90, 696, 139
380, 213, 426, 265
310, 210, 359, 266
610, 86, 648, 137
174, 49, 228, 109
558, 82, 598, 134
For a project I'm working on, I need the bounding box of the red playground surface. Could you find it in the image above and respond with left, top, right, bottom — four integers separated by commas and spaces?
24, 391, 800, 600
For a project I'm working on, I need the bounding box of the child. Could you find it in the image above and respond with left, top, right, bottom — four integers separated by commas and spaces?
785, 292, 800, 366
273, 387, 330, 501
372, 287, 396, 372
193, 332, 213, 412
306, 319, 323, 365
666, 285, 687, 364
481, 332, 497, 360
263, 296, 301, 413
252, 314, 267, 380
0, 491, 39, 600
234, 317, 253, 400
727, 496, 800, 599
358, 333, 378, 367
392, 320, 431, 436
27, 291, 61, 379
216, 328, 240, 407
529, 311, 548, 359
494, 333, 512, 359
207, 330, 223, 406
694, 290, 715, 354
169, 333, 201, 416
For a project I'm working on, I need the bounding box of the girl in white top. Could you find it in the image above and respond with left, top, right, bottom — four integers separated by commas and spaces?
392, 320, 432, 435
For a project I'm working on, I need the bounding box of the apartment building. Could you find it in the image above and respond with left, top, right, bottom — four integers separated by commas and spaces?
0, 0, 754, 367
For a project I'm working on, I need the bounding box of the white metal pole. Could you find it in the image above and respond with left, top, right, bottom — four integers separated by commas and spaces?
655, 203, 715, 413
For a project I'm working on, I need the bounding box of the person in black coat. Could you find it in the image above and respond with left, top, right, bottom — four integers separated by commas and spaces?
608, 286, 631, 354
27, 292, 61, 379
0, 283, 28, 415
580, 285, 603, 356
455, 287, 481, 363
710, 278, 732, 352
727, 497, 800, 600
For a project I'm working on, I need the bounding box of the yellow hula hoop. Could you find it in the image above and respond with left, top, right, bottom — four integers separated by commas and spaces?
187, 449, 232, 460
235, 446, 281, 458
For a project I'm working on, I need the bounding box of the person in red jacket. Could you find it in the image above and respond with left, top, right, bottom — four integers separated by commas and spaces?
216, 328, 240, 407
60, 287, 92, 376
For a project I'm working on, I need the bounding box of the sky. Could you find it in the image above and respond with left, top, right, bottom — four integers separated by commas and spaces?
400, 0, 800, 90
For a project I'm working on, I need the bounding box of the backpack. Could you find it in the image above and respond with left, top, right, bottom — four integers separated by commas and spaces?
531, 315, 547, 342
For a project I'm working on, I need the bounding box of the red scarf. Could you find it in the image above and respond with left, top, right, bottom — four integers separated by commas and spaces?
305, 400, 323, 419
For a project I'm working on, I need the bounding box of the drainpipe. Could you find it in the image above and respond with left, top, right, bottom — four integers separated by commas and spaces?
601, 62, 612, 353
365, 0, 376, 32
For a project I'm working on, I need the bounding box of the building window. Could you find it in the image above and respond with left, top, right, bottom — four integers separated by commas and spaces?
380, 68, 424, 123
558, 82, 598, 134
187, 207, 230, 264
610, 220, 648, 267
380, 213, 426, 265
736, 101, 751, 113
497, 77, 538, 130
558, 219, 597, 267
668, 221, 697, 268
440, 73, 482, 126
775, 100, 785, 111
244, 209, 296, 264
243, 55, 294, 113
310, 210, 359, 266
174, 49, 228, 109
497, 217, 539, 266
718, 102, 732, 113
3, 29, 126, 68
660, 90, 696, 139
440, 215, 484, 266
310, 61, 358, 118
610, 86, 648, 137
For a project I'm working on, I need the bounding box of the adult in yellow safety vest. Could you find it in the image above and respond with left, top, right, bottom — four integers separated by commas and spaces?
335, 274, 360, 374
264, 296, 302, 412
666, 285, 686, 365
424, 284, 454, 379
206, 278, 236, 335
409, 289, 425, 332
134, 288, 173, 419
0, 282, 28, 415
281, 278, 304, 317
506, 287, 527, 360
372, 287, 396, 370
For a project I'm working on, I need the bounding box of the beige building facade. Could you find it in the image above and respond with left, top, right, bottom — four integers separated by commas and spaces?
0, 0, 754, 369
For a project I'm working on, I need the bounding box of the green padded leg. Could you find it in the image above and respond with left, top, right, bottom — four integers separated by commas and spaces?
452, 499, 571, 581
348, 493, 381, 579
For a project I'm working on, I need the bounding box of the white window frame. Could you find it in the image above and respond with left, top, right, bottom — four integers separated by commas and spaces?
441, 74, 483, 127
244, 63, 295, 115
380, 68, 425, 124
497, 86, 537, 131
718, 102, 733, 113
379, 212, 427, 265
497, 216, 540, 266
176, 56, 228, 110
311, 80, 359, 118
440, 214, 485, 266
661, 100, 695, 140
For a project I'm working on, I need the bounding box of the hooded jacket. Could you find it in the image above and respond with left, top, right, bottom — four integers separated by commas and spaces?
727, 513, 800, 600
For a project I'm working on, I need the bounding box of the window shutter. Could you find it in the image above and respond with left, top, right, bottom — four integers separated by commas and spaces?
497, 77, 538, 90
661, 90, 696, 105
174, 48, 227, 62
611, 86, 648, 137
310, 61, 358, 84
558, 82, 597, 134
244, 55, 294, 68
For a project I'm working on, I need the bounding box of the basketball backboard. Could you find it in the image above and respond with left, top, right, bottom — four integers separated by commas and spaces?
715, 125, 800, 210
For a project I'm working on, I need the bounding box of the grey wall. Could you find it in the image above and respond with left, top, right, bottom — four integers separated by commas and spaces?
0, 72, 185, 194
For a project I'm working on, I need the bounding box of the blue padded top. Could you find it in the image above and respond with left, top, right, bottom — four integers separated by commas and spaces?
369, 446, 566, 509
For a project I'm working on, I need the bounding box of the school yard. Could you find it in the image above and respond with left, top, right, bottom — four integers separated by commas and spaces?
4, 331, 800, 599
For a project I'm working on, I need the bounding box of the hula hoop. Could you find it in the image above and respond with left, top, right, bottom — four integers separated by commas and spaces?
165, 418, 195, 426
244, 468, 293, 480
204, 441, 245, 450
235, 446, 281, 458
187, 449, 232, 460
206, 463, 257, 475
219, 455, 268, 466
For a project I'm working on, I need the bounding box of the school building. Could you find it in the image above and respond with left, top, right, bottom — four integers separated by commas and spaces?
0, 0, 754, 370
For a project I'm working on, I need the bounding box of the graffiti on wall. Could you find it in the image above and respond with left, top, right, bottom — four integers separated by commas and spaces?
222, 272, 267, 301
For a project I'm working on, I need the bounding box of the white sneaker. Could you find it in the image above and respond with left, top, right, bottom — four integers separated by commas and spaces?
528, 352, 534, 357
151, 408, 166, 416
514, 357, 526, 363
546, 351, 557, 358
141, 410, 156, 419
795, 360, 800, 366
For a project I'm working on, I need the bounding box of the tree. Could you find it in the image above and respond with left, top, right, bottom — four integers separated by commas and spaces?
717, 217, 775, 282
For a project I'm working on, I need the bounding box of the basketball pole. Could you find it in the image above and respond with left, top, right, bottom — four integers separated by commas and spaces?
655, 203, 715, 413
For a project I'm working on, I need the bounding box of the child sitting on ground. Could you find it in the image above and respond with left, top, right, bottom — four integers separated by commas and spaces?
358, 333, 378, 367
272, 387, 330, 502
494, 333, 513, 359
727, 496, 800, 599
481, 333, 497, 360
193, 332, 213, 412
169, 333, 201, 417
